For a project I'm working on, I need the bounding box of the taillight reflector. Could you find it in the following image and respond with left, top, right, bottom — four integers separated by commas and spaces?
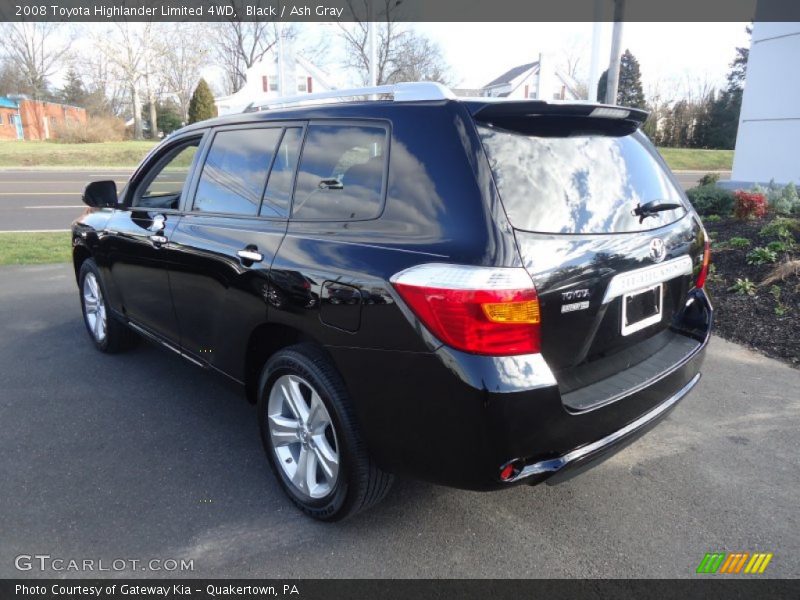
391, 264, 541, 356
696, 239, 711, 288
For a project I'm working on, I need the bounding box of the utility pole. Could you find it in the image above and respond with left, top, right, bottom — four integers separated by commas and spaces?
276, 22, 285, 97
605, 0, 625, 105
587, 0, 605, 102
367, 1, 377, 87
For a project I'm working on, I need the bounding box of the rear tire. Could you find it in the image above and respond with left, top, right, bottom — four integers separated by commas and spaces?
257, 343, 393, 521
78, 259, 138, 353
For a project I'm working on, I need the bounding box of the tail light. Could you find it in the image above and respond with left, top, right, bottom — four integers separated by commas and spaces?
695, 239, 711, 288
390, 264, 541, 356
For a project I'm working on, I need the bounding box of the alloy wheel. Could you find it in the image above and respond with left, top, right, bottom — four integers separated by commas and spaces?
267, 374, 340, 499
82, 272, 107, 343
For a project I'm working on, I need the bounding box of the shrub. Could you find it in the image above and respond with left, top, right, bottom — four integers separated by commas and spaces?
734, 190, 768, 220
782, 182, 800, 213
728, 237, 751, 248
704, 214, 722, 222
746, 247, 778, 265
698, 173, 720, 186
51, 116, 126, 143
686, 185, 735, 216
759, 217, 800, 240
728, 278, 757, 295
766, 240, 790, 253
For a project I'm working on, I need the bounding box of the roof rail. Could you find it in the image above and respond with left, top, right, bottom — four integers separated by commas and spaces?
244, 81, 456, 112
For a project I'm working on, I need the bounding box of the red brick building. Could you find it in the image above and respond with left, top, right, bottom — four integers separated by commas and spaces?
0, 97, 23, 140
0, 96, 88, 141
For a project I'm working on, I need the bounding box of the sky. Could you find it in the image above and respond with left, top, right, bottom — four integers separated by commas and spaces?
413, 22, 751, 95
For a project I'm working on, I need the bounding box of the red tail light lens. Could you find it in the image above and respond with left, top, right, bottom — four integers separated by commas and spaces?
696, 239, 711, 288
391, 264, 541, 356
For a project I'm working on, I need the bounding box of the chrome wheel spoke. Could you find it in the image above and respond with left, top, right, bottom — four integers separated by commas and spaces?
282, 378, 309, 423
269, 415, 300, 447
292, 446, 312, 492
312, 434, 338, 481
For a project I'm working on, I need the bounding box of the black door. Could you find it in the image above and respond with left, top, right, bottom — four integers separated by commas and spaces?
168, 124, 304, 379
100, 135, 204, 343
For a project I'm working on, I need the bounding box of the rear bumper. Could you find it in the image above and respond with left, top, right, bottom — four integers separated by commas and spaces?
327, 290, 711, 491
505, 373, 700, 485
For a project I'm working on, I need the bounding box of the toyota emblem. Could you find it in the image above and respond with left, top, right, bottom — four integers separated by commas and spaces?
649, 238, 666, 263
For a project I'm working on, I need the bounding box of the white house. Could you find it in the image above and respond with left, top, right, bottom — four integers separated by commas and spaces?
730, 22, 800, 186
215, 49, 339, 115
480, 55, 581, 101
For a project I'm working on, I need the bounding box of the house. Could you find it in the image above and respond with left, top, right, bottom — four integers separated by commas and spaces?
729, 21, 800, 186
0, 96, 87, 141
215, 49, 339, 115
0, 97, 23, 140
481, 55, 581, 101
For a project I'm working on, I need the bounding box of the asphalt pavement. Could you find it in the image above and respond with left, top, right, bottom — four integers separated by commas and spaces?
0, 263, 797, 578
0, 168, 729, 232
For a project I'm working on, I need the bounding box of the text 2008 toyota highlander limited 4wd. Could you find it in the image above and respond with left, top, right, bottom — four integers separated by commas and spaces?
72, 83, 712, 520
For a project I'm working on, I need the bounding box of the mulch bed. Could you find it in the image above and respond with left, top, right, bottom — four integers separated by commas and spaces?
703, 216, 800, 367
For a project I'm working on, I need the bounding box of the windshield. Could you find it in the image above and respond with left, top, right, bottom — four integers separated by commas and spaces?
478, 125, 687, 234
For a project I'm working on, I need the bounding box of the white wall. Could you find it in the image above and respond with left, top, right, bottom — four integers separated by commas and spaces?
731, 22, 800, 185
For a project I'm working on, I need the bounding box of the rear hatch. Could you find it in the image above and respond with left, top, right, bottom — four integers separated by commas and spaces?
473, 101, 709, 410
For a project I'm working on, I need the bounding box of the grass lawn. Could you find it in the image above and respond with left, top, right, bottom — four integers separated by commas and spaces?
657, 147, 734, 171
0, 232, 72, 265
0, 140, 157, 167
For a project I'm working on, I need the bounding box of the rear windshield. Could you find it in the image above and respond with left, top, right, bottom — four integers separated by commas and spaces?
478, 125, 687, 234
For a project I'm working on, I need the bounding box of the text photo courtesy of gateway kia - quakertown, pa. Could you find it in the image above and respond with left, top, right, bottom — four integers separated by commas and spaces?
0, 0, 798, 598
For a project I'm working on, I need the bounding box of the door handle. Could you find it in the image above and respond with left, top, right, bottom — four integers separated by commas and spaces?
150, 234, 168, 245
237, 249, 263, 263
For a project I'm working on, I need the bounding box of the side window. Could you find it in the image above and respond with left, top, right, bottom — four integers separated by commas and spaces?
260, 127, 303, 217
193, 128, 281, 216
292, 123, 387, 221
134, 140, 200, 209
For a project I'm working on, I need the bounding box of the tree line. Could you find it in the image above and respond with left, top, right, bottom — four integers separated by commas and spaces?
596, 30, 750, 150
0, 14, 449, 139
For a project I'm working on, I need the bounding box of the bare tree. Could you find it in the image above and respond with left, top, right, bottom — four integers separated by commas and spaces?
95, 23, 156, 139
159, 24, 210, 122
337, 1, 450, 85
213, 20, 289, 94
0, 23, 70, 99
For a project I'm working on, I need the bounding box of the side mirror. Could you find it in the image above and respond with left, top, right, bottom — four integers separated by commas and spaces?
82, 180, 118, 208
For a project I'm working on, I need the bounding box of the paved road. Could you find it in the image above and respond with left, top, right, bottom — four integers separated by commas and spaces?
0, 263, 796, 578
0, 169, 730, 232
0, 169, 132, 231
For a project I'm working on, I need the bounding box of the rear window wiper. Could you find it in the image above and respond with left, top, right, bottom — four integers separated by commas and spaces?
632, 201, 682, 223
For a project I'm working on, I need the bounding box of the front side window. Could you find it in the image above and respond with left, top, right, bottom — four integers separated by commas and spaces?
134, 140, 200, 209
193, 128, 281, 216
479, 125, 686, 234
292, 123, 387, 221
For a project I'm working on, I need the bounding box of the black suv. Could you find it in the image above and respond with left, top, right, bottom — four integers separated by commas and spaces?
72, 83, 712, 521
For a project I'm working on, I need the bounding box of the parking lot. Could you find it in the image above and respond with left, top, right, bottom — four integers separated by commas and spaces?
0, 263, 797, 578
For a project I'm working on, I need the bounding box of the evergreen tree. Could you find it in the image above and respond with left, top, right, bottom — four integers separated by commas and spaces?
187, 79, 216, 124
705, 26, 750, 149
59, 68, 88, 107
596, 50, 646, 109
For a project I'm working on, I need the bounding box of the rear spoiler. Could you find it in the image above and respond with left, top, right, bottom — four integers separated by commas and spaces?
465, 100, 649, 136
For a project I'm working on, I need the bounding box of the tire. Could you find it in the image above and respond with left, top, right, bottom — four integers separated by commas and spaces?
257, 343, 393, 521
78, 258, 138, 353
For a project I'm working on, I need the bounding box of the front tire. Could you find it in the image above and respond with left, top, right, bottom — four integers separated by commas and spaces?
78, 259, 137, 353
257, 344, 393, 521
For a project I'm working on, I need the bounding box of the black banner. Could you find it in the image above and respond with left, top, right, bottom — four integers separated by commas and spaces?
1, 579, 799, 600
1, 0, 800, 22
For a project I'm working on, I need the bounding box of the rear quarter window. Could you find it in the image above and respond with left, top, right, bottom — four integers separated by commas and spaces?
478, 125, 686, 234
292, 123, 388, 221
